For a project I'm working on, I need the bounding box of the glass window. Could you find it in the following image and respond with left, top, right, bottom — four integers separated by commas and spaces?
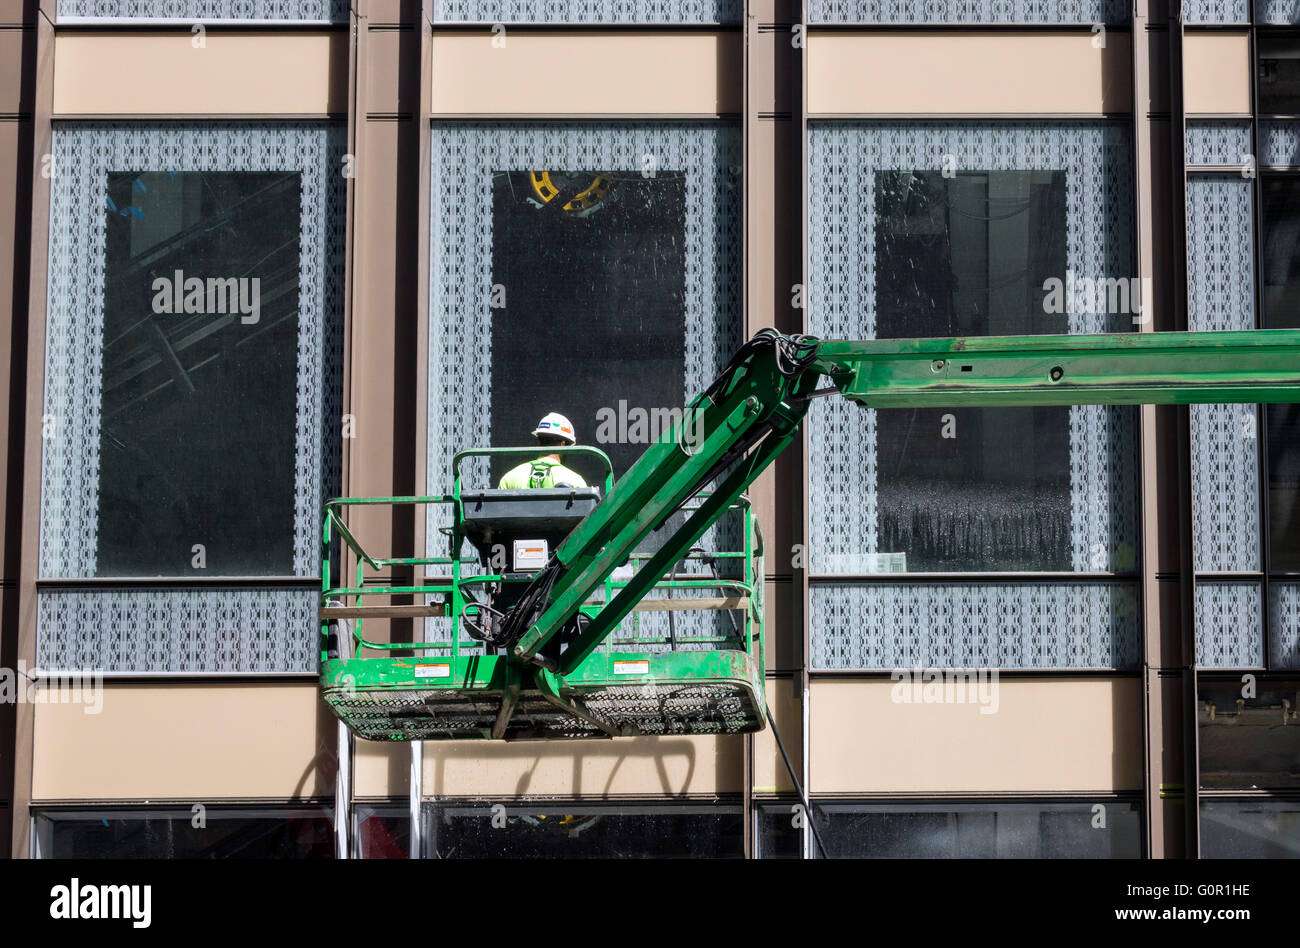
1263, 177, 1300, 574
755, 800, 803, 859
419, 801, 743, 858
1201, 799, 1300, 857
1261, 0, 1300, 23
806, 800, 1141, 858
355, 805, 409, 859
37, 123, 344, 674
1199, 679, 1300, 789
97, 171, 301, 576
874, 170, 1072, 572
426, 122, 743, 640
807, 122, 1138, 578
806, 122, 1139, 670
34, 806, 334, 858
1260, 36, 1300, 115
486, 170, 689, 484
428, 122, 740, 494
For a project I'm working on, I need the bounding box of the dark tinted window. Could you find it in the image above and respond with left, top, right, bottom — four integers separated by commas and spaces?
488, 171, 687, 485
1259, 36, 1300, 115
422, 801, 743, 858
355, 806, 409, 858
97, 170, 301, 576
1201, 799, 1300, 857
1199, 679, 1300, 789
873, 170, 1076, 571
1262, 177, 1300, 569
756, 802, 803, 859
36, 807, 333, 858
809, 800, 1142, 858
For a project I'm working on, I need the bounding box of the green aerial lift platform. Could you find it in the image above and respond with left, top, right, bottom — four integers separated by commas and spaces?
320, 328, 1300, 742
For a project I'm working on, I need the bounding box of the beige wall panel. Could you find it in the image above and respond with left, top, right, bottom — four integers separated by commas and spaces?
32, 684, 335, 800
53, 32, 348, 115
367, 27, 420, 115
367, 0, 409, 23
763, 579, 795, 672
752, 677, 800, 794
430, 31, 741, 115
811, 677, 1142, 793
1184, 31, 1251, 116
355, 732, 743, 797
808, 32, 1131, 115
0, 1, 32, 24
0, 29, 24, 114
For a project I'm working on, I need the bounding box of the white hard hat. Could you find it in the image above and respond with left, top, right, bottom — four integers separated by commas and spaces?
532, 412, 577, 444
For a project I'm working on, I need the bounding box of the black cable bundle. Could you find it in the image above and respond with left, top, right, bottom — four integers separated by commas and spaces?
490, 557, 566, 651
701, 328, 821, 404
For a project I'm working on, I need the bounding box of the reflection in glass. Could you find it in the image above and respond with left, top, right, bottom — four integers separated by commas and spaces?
35, 806, 333, 858
97, 171, 301, 576
1198, 679, 1300, 789
807, 800, 1141, 858
1263, 177, 1300, 570
488, 170, 686, 485
420, 801, 743, 858
1259, 36, 1300, 115
873, 170, 1074, 571
1201, 799, 1300, 857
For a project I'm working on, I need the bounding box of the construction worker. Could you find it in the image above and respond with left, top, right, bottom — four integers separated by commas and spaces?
498, 412, 588, 489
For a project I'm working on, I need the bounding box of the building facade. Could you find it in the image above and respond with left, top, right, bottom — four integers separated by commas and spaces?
0, 0, 1294, 858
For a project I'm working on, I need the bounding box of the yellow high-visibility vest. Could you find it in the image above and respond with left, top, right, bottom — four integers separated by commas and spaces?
498, 457, 587, 490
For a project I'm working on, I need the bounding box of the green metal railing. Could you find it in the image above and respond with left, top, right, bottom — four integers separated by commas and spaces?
320, 446, 764, 674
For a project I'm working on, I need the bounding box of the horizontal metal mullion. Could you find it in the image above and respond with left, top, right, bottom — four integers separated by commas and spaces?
807, 572, 1139, 583
37, 576, 318, 587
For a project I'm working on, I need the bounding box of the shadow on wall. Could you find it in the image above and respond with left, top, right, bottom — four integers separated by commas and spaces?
377, 733, 745, 799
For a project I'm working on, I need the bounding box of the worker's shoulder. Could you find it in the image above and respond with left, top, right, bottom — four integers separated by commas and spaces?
553, 464, 587, 487
497, 461, 535, 488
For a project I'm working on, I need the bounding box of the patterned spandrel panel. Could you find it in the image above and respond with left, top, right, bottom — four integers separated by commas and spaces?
1185, 122, 1252, 168
38, 124, 343, 675
57, 0, 347, 19
809, 583, 1140, 670
37, 587, 317, 674
1182, 0, 1250, 23
807, 122, 1138, 576
806, 0, 1128, 22
1197, 583, 1264, 668
1269, 583, 1300, 669
41, 124, 344, 582
433, 0, 741, 21
1186, 173, 1260, 573
1263, 122, 1300, 169
1260, 0, 1300, 24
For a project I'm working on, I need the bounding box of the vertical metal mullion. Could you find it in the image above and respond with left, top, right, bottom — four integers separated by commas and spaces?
335, 720, 353, 858
1168, 0, 1201, 858
797, 0, 811, 862
1249, 2, 1274, 672
409, 740, 423, 858
741, 2, 755, 861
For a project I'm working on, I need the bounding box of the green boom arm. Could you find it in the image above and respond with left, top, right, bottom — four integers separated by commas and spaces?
505, 328, 1300, 677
